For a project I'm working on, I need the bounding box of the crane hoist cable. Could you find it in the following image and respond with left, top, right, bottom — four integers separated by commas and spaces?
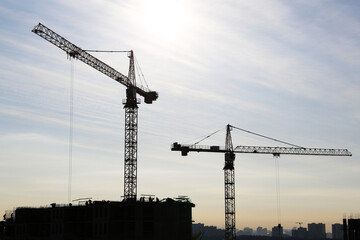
68, 58, 74, 203
68, 49, 126, 203
275, 156, 281, 225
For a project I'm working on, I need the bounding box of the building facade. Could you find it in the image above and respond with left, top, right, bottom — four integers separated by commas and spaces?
292, 227, 308, 239
272, 224, 283, 238
308, 223, 326, 239
333, 223, 343, 240
2, 198, 194, 240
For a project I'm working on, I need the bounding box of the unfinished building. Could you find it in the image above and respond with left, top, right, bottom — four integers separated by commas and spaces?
2, 197, 194, 240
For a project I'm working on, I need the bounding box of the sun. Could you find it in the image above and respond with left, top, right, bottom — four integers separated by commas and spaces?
139, 0, 190, 42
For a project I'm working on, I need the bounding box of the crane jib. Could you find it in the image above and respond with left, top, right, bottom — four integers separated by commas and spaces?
171, 142, 352, 156
32, 23, 158, 104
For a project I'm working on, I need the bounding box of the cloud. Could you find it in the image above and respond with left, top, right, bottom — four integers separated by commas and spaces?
181, 0, 360, 106
0, 104, 122, 138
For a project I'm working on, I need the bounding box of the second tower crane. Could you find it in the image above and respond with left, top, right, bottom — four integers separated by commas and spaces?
172, 124, 352, 240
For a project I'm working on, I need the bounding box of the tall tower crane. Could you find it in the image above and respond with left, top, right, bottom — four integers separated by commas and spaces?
296, 222, 304, 228
32, 23, 158, 200
171, 124, 352, 240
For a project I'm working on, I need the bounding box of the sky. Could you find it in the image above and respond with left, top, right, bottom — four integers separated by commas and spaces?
1, 0, 360, 232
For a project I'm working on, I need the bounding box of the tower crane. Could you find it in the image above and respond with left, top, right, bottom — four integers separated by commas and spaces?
32, 23, 158, 201
171, 124, 352, 240
296, 222, 304, 228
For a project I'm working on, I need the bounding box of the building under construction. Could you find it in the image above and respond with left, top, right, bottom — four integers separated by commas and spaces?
343, 218, 360, 240
1, 197, 194, 240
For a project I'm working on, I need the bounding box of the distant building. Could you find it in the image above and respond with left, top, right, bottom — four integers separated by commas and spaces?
204, 225, 224, 239
292, 227, 308, 239
244, 227, 254, 235
2, 197, 195, 240
237, 227, 254, 236
192, 223, 224, 240
272, 224, 283, 238
192, 222, 205, 234
283, 228, 292, 237
308, 223, 326, 239
256, 226, 268, 236
298, 227, 308, 239
332, 223, 343, 240
0, 220, 5, 239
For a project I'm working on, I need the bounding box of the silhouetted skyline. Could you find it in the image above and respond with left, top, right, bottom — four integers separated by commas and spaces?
0, 0, 359, 231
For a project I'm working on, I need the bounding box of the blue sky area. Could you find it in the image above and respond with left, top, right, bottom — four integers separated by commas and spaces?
0, 0, 359, 231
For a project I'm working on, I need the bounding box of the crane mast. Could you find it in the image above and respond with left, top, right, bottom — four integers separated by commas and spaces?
171, 124, 351, 240
123, 51, 139, 200
224, 125, 236, 240
32, 23, 158, 201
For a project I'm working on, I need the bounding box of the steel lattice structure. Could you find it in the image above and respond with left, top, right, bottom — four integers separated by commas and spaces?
123, 106, 138, 199
224, 167, 235, 240
172, 144, 352, 156
224, 158, 236, 240
224, 125, 236, 240
123, 51, 140, 200
32, 23, 158, 201
171, 124, 351, 240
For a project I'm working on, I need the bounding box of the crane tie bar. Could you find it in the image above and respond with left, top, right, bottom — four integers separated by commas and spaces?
230, 125, 304, 149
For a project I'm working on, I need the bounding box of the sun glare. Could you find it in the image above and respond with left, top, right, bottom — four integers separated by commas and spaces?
140, 0, 190, 41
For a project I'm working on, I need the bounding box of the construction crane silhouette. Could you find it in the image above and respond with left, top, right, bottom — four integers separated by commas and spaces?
171, 124, 352, 240
32, 23, 158, 201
